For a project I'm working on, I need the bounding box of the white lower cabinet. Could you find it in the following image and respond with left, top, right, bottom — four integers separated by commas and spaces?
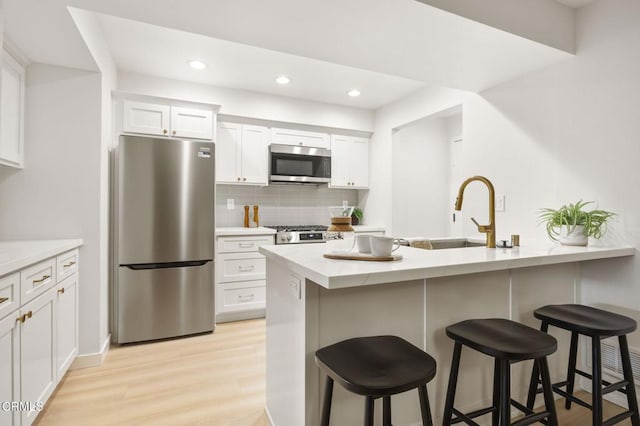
215, 234, 273, 323
19, 288, 56, 426
55, 274, 78, 380
0, 247, 80, 425
0, 312, 20, 426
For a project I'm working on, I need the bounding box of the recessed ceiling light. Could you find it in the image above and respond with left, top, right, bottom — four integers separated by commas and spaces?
276, 75, 291, 85
188, 60, 207, 70
347, 89, 361, 97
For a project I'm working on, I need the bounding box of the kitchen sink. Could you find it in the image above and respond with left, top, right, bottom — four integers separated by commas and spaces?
428, 239, 485, 249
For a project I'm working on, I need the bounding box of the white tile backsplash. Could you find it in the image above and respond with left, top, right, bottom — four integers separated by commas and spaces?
216, 184, 359, 227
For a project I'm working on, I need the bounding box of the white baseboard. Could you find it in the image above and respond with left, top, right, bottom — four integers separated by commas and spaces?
265, 406, 275, 426
71, 334, 111, 369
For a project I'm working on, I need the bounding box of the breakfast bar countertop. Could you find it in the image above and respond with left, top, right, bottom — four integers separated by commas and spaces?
259, 242, 635, 289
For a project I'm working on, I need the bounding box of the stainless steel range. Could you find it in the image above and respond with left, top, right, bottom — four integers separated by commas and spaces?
266, 225, 328, 244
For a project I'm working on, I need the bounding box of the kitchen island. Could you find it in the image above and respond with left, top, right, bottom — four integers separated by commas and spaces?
259, 243, 634, 425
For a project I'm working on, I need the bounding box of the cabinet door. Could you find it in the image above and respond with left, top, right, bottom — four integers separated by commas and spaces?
330, 135, 351, 188
170, 106, 213, 140
55, 274, 78, 382
270, 128, 330, 149
349, 137, 369, 189
123, 100, 170, 136
240, 125, 269, 185
216, 122, 242, 183
0, 312, 20, 426
0, 50, 25, 168
20, 288, 56, 426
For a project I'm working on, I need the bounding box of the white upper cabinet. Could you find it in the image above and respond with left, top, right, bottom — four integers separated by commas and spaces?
216, 122, 268, 185
123, 100, 213, 140
0, 49, 25, 168
270, 127, 329, 149
330, 135, 369, 189
171, 106, 213, 140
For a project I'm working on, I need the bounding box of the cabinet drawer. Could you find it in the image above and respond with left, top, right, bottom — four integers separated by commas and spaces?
218, 281, 265, 313
21, 258, 56, 305
0, 273, 19, 319
218, 253, 266, 283
217, 236, 273, 253
57, 249, 79, 283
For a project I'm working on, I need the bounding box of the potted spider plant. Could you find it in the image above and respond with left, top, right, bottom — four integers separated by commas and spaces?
538, 200, 615, 246
351, 207, 364, 226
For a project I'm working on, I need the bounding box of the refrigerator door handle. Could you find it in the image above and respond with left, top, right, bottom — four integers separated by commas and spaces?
122, 260, 212, 270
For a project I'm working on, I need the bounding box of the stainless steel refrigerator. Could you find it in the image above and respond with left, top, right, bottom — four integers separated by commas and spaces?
111, 135, 215, 344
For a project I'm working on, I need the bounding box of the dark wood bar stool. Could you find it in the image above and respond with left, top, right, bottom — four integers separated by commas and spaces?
443, 318, 558, 426
315, 335, 436, 426
526, 304, 640, 426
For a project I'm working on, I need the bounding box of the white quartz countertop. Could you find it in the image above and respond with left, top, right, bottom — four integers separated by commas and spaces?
0, 239, 84, 277
216, 227, 277, 236
259, 243, 635, 289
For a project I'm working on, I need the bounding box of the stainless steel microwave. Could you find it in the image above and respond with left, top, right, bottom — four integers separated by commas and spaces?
269, 144, 331, 184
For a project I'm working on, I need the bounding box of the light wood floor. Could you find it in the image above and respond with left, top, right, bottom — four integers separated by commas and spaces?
36, 318, 631, 425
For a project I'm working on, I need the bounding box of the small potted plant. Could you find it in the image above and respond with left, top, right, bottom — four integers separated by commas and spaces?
538, 200, 615, 246
351, 207, 363, 226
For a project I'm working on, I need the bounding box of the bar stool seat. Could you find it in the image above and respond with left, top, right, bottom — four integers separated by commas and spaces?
315, 335, 436, 426
533, 304, 637, 336
443, 318, 559, 426
527, 304, 640, 426
447, 318, 558, 361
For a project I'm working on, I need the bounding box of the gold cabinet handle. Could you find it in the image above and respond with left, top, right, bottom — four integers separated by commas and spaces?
33, 275, 51, 285
237, 177, 241, 181
243, 177, 247, 181
163, 129, 168, 134
0, 297, 8, 304
57, 288, 65, 295
172, 130, 177, 135
17, 311, 33, 323
63, 261, 76, 268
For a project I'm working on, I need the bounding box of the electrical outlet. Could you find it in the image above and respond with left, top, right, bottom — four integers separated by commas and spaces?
289, 275, 302, 300
226, 198, 235, 210
342, 200, 349, 208
496, 194, 505, 212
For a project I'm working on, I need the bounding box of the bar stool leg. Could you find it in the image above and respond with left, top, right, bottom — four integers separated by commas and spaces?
443, 342, 463, 426
321, 376, 334, 426
383, 396, 391, 426
418, 385, 433, 426
526, 358, 539, 410
364, 396, 374, 426
592, 336, 603, 426
492, 358, 501, 426
619, 335, 640, 426
539, 357, 558, 426
565, 331, 579, 409
499, 360, 510, 426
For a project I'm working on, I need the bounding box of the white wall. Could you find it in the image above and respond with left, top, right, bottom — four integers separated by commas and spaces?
69, 5, 118, 358
461, 0, 640, 335
363, 86, 471, 231
391, 115, 451, 237
0, 64, 104, 355
117, 72, 374, 132
369, 0, 640, 342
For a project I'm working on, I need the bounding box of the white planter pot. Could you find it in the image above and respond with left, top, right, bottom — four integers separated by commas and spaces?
558, 225, 588, 246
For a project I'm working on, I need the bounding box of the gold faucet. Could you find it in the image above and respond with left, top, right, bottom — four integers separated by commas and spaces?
454, 176, 496, 248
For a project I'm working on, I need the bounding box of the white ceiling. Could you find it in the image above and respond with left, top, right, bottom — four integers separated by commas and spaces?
95, 13, 424, 109
4, 0, 576, 110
